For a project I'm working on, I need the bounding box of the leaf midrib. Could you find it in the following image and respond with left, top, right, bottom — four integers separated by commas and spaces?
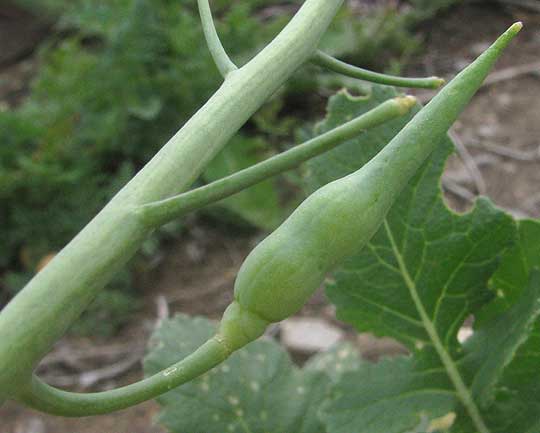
383, 220, 491, 433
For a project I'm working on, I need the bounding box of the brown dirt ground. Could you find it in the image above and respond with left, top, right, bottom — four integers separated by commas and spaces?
1, 2, 539, 432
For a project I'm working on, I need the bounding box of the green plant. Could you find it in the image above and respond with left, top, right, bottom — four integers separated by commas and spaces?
2, 0, 449, 335
0, 0, 534, 431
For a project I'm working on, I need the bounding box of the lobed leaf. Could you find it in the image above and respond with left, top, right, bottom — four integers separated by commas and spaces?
321, 354, 456, 433
306, 85, 517, 431
145, 316, 358, 433
454, 220, 540, 432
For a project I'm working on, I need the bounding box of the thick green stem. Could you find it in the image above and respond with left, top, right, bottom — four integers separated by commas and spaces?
18, 336, 231, 417
138, 96, 416, 228
198, 0, 238, 78
312, 50, 445, 89
0, 0, 345, 405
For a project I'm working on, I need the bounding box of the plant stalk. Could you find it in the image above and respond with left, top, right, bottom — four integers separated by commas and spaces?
0, 0, 345, 404
138, 96, 416, 228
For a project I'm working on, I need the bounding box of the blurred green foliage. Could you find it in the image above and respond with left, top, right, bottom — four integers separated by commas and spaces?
1, 0, 460, 334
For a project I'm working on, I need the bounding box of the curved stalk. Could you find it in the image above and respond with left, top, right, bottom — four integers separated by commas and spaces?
312, 50, 445, 89
138, 95, 417, 228
198, 0, 238, 78
18, 336, 231, 417
0, 0, 345, 404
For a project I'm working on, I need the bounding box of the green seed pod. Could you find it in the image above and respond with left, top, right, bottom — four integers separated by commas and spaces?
219, 147, 404, 342
232, 123, 415, 323
228, 22, 522, 326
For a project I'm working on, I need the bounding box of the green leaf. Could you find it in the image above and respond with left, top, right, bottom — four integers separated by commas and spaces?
452, 276, 540, 433
144, 315, 332, 433
453, 220, 540, 432
466, 266, 540, 407
321, 355, 456, 433
306, 86, 516, 432
479, 219, 540, 322
203, 136, 283, 230
305, 342, 363, 382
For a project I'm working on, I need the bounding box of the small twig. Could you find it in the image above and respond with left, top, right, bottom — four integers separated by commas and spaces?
40, 343, 143, 367
444, 154, 499, 184
468, 139, 540, 161
442, 178, 476, 202
483, 61, 540, 86
416, 61, 540, 105
450, 130, 487, 195
42, 352, 143, 389
443, 178, 534, 218
79, 353, 142, 388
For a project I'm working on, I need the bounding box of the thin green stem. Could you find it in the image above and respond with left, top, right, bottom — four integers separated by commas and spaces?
17, 336, 231, 417
383, 221, 490, 433
138, 96, 416, 228
198, 0, 238, 78
312, 50, 445, 89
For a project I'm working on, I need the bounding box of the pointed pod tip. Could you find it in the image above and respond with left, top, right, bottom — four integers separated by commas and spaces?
489, 21, 523, 54
510, 21, 524, 33
502, 22, 523, 41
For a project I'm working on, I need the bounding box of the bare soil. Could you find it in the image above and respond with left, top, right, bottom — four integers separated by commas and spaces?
1, 2, 539, 432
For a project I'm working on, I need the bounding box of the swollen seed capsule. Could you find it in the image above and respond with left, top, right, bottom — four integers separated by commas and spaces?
233, 147, 403, 322
220, 22, 522, 347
